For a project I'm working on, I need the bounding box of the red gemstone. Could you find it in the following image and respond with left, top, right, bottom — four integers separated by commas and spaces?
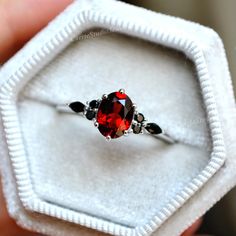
96, 91, 134, 139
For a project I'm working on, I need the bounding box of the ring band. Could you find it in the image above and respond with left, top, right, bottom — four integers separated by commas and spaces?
57, 89, 175, 144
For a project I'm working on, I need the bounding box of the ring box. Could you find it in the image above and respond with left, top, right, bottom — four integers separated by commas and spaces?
0, 0, 236, 235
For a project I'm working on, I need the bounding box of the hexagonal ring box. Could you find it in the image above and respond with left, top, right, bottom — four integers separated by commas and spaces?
0, 0, 236, 235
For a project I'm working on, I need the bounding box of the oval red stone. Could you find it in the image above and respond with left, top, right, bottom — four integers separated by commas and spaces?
96, 91, 134, 139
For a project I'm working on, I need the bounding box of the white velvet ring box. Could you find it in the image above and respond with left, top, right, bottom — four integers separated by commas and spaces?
0, 0, 236, 236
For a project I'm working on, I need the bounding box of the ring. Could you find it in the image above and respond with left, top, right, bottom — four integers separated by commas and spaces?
57, 89, 175, 143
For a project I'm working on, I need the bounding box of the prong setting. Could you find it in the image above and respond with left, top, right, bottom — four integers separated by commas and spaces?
102, 94, 108, 99
132, 103, 137, 110
119, 88, 125, 94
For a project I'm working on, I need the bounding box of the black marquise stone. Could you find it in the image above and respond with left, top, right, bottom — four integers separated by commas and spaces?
86, 110, 96, 120
145, 123, 162, 135
89, 100, 100, 109
69, 101, 85, 113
